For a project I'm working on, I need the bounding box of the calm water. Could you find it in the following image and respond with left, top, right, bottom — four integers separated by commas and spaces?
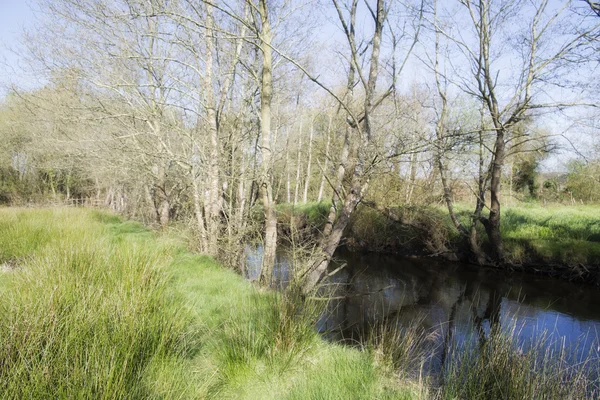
245, 245, 600, 373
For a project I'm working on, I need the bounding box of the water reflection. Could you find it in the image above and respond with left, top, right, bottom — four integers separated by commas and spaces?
245, 246, 600, 373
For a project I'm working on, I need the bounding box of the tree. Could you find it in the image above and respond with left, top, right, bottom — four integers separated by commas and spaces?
300, 0, 423, 293
432, 0, 599, 263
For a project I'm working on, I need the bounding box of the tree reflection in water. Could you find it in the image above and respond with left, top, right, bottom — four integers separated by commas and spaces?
245, 245, 600, 376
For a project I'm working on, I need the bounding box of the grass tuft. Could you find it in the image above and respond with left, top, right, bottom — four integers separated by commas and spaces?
0, 208, 418, 399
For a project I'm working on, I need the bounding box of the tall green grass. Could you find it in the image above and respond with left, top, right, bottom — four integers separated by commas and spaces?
439, 324, 600, 399
0, 208, 418, 399
0, 208, 193, 398
8, 207, 595, 399
501, 205, 600, 265
170, 253, 416, 399
361, 309, 600, 399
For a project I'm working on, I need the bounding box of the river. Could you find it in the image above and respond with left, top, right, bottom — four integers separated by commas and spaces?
244, 245, 600, 375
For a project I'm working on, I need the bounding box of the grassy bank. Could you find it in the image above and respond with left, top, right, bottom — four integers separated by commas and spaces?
0, 208, 416, 399
2, 208, 598, 399
501, 205, 600, 266
278, 202, 600, 277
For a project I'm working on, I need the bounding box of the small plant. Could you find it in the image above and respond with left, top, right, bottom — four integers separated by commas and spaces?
439, 321, 600, 399
368, 315, 439, 378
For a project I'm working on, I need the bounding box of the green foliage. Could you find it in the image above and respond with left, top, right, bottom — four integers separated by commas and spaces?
513, 156, 539, 199
440, 325, 599, 399
0, 165, 94, 205
345, 205, 459, 254
0, 94, 95, 205
565, 160, 600, 203
0, 208, 416, 399
276, 202, 331, 230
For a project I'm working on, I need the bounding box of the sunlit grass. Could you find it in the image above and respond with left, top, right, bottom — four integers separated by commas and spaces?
0, 208, 193, 398
502, 205, 600, 240
2, 207, 597, 398
501, 205, 600, 265
439, 321, 600, 399
0, 208, 417, 399
283, 200, 600, 266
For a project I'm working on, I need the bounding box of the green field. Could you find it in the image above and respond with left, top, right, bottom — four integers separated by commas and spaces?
500, 205, 600, 265
438, 203, 600, 266
2, 207, 598, 399
0, 208, 416, 399
278, 201, 600, 269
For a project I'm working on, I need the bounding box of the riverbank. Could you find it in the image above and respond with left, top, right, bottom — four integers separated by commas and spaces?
0, 208, 418, 399
277, 202, 600, 284
2, 208, 598, 398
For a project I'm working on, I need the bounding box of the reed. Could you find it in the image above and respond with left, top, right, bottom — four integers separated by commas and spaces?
0, 208, 416, 399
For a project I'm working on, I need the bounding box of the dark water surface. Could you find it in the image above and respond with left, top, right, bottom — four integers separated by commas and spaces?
245, 245, 600, 373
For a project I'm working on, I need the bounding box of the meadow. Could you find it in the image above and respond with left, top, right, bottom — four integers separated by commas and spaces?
279, 201, 600, 275
500, 204, 600, 266
0, 208, 414, 399
1, 207, 598, 399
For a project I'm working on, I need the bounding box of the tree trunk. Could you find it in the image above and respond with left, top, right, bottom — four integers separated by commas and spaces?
158, 191, 170, 229
258, 0, 277, 286
304, 0, 385, 293
485, 129, 505, 262
294, 119, 303, 205
192, 166, 209, 252
155, 159, 170, 229
303, 173, 363, 292
317, 115, 332, 202
322, 124, 350, 238
286, 133, 291, 203
303, 121, 314, 203
203, 5, 221, 256
405, 150, 417, 205
469, 122, 490, 265
237, 145, 248, 231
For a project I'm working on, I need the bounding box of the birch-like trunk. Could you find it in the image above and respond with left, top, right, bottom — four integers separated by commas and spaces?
191, 165, 209, 252
302, 121, 314, 203
317, 115, 332, 202
294, 119, 303, 205
258, 0, 278, 285
203, 5, 221, 256
286, 133, 291, 203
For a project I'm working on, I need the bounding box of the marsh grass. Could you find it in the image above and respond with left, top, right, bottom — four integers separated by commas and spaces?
0, 208, 194, 399
438, 323, 600, 400
361, 306, 600, 399
0, 208, 417, 399
367, 317, 438, 379
5, 207, 596, 399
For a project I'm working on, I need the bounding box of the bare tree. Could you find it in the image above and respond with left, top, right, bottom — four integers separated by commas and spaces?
300, 0, 423, 293
252, 0, 278, 284
432, 0, 599, 262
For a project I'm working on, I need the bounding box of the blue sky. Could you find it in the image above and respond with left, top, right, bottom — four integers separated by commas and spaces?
0, 0, 594, 168
0, 0, 31, 31
0, 0, 34, 95
0, 0, 30, 35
